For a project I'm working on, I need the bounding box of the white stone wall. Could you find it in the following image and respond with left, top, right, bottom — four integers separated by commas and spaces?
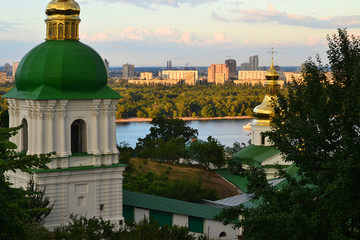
35, 166, 125, 229
7, 98, 119, 168
134, 208, 150, 222
172, 214, 188, 227
204, 219, 237, 240
251, 120, 272, 146
6, 97, 124, 229
131, 207, 238, 239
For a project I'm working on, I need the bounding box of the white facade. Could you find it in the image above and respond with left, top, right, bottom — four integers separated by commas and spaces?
251, 119, 272, 146
161, 70, 198, 81
131, 207, 238, 240
6, 97, 125, 229
7, 98, 118, 162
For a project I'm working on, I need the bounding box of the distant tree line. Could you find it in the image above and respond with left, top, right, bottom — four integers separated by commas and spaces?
110, 83, 267, 119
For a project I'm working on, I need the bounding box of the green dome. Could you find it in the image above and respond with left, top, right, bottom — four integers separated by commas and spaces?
5, 40, 119, 100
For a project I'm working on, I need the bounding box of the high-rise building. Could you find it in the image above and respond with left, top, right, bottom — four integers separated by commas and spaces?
225, 59, 237, 78
207, 64, 229, 84
12, 62, 19, 77
104, 59, 109, 77
3, 63, 12, 75
249, 55, 259, 71
167, 60, 172, 70
241, 62, 250, 71
122, 63, 134, 79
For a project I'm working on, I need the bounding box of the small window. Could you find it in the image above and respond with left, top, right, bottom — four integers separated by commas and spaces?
100, 204, 104, 211
261, 134, 265, 145
78, 196, 85, 206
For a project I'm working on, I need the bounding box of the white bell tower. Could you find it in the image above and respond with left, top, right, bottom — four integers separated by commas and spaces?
5, 0, 125, 229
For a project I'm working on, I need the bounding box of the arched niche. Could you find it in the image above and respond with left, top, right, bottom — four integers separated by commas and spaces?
21, 118, 28, 152
71, 119, 87, 154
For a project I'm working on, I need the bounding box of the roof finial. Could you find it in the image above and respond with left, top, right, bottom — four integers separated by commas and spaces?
266, 47, 279, 79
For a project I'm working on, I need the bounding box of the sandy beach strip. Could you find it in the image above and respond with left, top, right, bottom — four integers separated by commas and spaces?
116, 116, 253, 123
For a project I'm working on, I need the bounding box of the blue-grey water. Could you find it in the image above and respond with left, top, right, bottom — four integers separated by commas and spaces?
116, 119, 252, 148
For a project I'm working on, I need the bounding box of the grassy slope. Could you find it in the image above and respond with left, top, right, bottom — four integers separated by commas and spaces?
130, 158, 240, 199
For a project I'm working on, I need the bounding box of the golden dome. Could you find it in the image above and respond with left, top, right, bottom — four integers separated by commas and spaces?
45, 0, 81, 40
265, 58, 279, 79
252, 57, 280, 122
46, 0, 80, 17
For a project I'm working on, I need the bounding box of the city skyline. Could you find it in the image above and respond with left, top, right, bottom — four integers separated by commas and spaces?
1, 0, 360, 67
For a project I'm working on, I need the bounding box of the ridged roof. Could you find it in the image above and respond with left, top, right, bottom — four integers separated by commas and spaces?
213, 169, 249, 193
5, 40, 120, 100
123, 190, 223, 220
232, 144, 280, 165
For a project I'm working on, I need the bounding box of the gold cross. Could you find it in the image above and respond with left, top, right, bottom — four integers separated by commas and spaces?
268, 47, 277, 60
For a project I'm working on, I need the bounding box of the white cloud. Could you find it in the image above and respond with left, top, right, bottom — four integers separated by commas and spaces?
212, 5, 360, 29
0, 21, 20, 31
207, 32, 233, 44
94, 0, 219, 8
81, 26, 201, 45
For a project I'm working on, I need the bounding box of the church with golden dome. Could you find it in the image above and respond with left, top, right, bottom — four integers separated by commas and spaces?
5, 0, 125, 229
232, 55, 291, 179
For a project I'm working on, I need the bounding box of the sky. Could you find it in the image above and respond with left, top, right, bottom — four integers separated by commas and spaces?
1, 0, 360, 67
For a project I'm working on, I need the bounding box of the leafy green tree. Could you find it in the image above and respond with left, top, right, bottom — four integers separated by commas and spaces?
143, 117, 198, 143
0, 96, 9, 128
0, 126, 51, 239
189, 136, 227, 169
54, 214, 116, 240
123, 170, 217, 202
225, 141, 246, 155
217, 29, 360, 240
54, 215, 207, 240
136, 117, 198, 161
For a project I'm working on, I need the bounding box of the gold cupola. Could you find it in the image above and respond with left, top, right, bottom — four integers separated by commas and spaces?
45, 0, 81, 40
252, 57, 280, 123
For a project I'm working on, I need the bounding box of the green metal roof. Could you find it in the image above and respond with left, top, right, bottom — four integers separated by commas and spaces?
214, 169, 249, 193
123, 190, 223, 220
4, 40, 120, 100
232, 144, 280, 166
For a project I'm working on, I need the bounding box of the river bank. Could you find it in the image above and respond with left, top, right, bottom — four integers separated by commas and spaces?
116, 116, 253, 123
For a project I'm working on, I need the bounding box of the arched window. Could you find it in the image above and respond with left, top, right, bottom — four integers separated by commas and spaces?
219, 231, 227, 238
71, 119, 87, 154
261, 134, 265, 145
58, 23, 64, 39
21, 118, 28, 152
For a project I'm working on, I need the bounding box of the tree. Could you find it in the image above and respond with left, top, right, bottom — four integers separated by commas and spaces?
143, 117, 198, 143
54, 215, 207, 240
217, 29, 360, 240
0, 126, 51, 239
136, 117, 198, 161
189, 136, 227, 169
0, 96, 9, 128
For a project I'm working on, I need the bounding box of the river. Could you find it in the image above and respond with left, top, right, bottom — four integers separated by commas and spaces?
116, 119, 252, 148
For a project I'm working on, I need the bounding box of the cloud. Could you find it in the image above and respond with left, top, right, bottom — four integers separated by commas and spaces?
211, 11, 229, 22
81, 26, 201, 45
212, 5, 360, 29
94, 0, 218, 8
0, 21, 20, 31
207, 32, 233, 44
177, 31, 200, 45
